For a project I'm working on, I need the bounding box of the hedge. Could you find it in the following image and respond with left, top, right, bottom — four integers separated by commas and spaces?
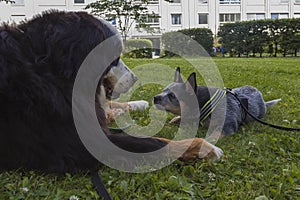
161, 28, 214, 57
124, 39, 153, 58
218, 18, 300, 57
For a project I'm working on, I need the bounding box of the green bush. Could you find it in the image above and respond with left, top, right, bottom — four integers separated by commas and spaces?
161, 28, 214, 57
124, 39, 153, 58
218, 18, 300, 57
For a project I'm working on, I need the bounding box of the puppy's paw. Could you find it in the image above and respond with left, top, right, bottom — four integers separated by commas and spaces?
169, 116, 181, 125
128, 100, 149, 111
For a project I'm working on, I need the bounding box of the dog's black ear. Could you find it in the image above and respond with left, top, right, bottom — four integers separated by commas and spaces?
174, 67, 183, 83
185, 72, 197, 94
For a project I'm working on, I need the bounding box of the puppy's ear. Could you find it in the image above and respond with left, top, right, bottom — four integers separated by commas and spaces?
185, 72, 197, 94
174, 67, 183, 83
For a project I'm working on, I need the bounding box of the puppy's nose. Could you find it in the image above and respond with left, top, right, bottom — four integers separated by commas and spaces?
153, 96, 161, 104
132, 74, 138, 83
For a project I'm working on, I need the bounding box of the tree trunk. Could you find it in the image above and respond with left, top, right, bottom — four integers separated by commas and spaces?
124, 34, 127, 44
274, 42, 278, 57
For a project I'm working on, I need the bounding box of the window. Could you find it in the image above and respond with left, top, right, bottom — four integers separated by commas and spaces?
106, 15, 116, 25
38, 0, 66, 6
199, 0, 208, 4
11, 0, 24, 5
148, 0, 159, 4
271, 13, 288, 19
171, 14, 181, 25
170, 0, 181, 3
111, 19, 116, 25
296, 0, 300, 3
74, 0, 85, 3
199, 13, 208, 24
271, 13, 279, 19
219, 13, 240, 22
10, 14, 25, 22
280, 0, 288, 3
145, 15, 159, 26
220, 0, 240, 4
294, 13, 300, 18
247, 13, 265, 20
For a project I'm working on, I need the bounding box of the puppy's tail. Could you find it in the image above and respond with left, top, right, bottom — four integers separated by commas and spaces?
265, 98, 281, 107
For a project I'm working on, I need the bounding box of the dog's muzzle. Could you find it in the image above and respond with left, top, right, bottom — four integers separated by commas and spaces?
153, 95, 166, 110
110, 73, 137, 99
153, 95, 161, 104
104, 60, 138, 99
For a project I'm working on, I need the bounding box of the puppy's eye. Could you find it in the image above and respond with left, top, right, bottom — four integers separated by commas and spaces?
111, 58, 120, 66
168, 93, 176, 99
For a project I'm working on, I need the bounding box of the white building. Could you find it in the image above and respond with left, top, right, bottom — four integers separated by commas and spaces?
1, 0, 300, 50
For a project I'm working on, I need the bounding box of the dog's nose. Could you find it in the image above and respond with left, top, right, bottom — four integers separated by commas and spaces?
132, 74, 138, 83
153, 96, 161, 104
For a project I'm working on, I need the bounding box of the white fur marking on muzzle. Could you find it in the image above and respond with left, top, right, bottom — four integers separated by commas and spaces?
109, 59, 137, 94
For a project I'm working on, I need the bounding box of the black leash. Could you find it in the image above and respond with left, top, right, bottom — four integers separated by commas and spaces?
225, 88, 300, 132
88, 88, 299, 200
90, 171, 112, 200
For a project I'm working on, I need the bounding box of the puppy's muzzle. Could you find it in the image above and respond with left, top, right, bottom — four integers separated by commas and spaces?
153, 95, 162, 104
153, 95, 166, 111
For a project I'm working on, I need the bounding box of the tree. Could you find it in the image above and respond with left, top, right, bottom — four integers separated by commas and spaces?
85, 0, 161, 42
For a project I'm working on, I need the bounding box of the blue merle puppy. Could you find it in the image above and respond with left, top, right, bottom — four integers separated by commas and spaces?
153, 67, 281, 136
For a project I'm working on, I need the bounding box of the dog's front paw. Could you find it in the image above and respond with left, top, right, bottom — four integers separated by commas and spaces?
128, 100, 149, 111
179, 138, 223, 162
107, 108, 126, 122
198, 141, 223, 161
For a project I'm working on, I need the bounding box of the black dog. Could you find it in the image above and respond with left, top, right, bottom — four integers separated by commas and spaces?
0, 11, 222, 174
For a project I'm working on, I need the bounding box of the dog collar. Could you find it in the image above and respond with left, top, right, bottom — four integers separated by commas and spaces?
199, 89, 227, 123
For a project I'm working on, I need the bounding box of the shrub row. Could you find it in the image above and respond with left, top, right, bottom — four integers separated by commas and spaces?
218, 18, 300, 57
124, 39, 153, 58
161, 28, 214, 57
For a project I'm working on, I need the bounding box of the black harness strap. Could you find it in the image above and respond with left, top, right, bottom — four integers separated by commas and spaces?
90, 171, 112, 200
225, 88, 300, 132
199, 89, 227, 123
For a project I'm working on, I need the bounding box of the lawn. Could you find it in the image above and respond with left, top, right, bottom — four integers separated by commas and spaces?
1, 57, 299, 200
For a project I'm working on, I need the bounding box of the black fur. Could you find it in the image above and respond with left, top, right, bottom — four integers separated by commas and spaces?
0, 11, 167, 174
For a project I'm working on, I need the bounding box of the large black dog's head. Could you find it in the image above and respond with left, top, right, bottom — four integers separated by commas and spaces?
153, 67, 197, 115
17, 10, 137, 100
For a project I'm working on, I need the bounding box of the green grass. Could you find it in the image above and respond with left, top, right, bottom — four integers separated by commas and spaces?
1, 58, 300, 200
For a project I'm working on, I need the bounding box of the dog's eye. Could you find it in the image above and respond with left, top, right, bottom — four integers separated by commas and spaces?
111, 58, 120, 66
168, 93, 176, 99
